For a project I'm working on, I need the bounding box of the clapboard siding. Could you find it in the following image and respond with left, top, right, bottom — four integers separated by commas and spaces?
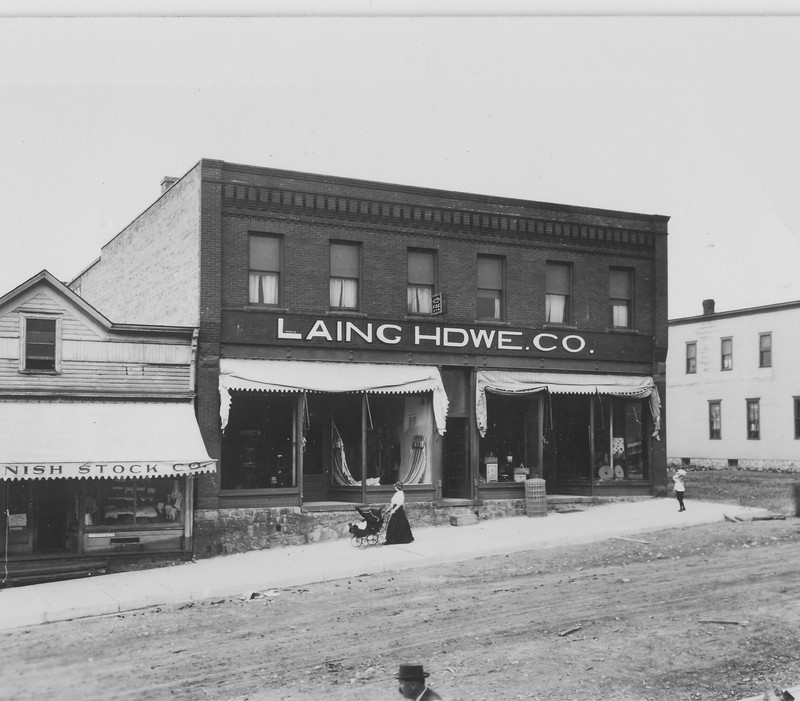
0, 358, 191, 394
0, 292, 104, 341
0, 338, 191, 364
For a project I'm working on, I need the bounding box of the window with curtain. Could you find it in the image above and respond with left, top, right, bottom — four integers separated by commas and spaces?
408, 249, 435, 314
248, 235, 281, 305
609, 268, 633, 328
477, 255, 503, 320
709, 400, 721, 439
685, 342, 697, 373
330, 242, 360, 309
759, 333, 772, 368
721, 337, 733, 371
746, 399, 760, 440
546, 262, 571, 324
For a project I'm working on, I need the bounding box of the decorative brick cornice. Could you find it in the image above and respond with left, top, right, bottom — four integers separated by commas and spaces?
222, 184, 657, 251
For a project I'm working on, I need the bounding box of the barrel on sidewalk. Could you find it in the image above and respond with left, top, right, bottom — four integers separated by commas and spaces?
525, 478, 547, 518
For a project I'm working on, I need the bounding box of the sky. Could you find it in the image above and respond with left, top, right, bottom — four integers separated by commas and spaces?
2, 4, 800, 320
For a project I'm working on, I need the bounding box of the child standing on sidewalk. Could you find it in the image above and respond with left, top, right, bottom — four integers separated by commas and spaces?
673, 468, 687, 511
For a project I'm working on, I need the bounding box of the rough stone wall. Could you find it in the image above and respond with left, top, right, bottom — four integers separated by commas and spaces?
667, 457, 800, 472
192, 500, 526, 557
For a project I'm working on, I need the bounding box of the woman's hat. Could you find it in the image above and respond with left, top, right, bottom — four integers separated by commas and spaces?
676, 469, 687, 477
396, 664, 429, 680
394, 482, 404, 490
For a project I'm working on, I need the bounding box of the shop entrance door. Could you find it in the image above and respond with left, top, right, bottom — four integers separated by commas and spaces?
442, 417, 469, 498
35, 481, 69, 551
302, 404, 330, 502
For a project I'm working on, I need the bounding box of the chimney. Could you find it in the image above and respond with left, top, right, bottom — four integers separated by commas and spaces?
161, 176, 179, 194
702, 299, 715, 315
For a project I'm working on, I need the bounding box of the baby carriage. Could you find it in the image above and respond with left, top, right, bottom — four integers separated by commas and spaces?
348, 506, 385, 547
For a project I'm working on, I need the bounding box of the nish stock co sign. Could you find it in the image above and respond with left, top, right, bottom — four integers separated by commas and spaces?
269, 316, 596, 358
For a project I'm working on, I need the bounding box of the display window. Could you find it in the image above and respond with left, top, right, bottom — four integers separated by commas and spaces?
478, 394, 539, 484
542, 394, 649, 484
221, 392, 296, 490
81, 477, 185, 526
304, 392, 436, 488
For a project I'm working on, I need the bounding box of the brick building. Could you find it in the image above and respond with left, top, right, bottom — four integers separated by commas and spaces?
71, 160, 669, 556
668, 298, 800, 471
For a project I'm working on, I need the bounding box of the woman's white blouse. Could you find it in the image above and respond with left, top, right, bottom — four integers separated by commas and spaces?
391, 490, 405, 507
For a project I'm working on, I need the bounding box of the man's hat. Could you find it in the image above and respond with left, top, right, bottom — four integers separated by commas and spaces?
396, 664, 429, 680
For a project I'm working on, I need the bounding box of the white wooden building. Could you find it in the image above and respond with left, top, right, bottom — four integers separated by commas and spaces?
667, 298, 800, 470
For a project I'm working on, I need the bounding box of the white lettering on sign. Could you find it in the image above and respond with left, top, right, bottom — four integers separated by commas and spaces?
276, 318, 589, 355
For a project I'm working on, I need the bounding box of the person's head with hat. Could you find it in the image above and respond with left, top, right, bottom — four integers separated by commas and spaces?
396, 663, 441, 700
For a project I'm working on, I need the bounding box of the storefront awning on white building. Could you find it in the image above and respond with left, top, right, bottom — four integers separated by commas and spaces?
476, 370, 662, 438
0, 402, 216, 480
219, 359, 450, 435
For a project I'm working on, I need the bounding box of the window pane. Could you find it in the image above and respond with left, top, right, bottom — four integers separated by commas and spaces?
408, 286, 433, 314
709, 402, 721, 439
546, 294, 566, 323
25, 318, 56, 370
747, 400, 760, 439
330, 278, 358, 308
477, 290, 501, 319
408, 251, 435, 285
249, 272, 279, 305
612, 303, 629, 328
477, 256, 503, 289
609, 269, 632, 298
546, 263, 570, 295
249, 236, 281, 272
331, 243, 360, 278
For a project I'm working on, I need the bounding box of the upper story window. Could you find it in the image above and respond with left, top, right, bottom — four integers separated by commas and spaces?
759, 333, 772, 368
708, 400, 721, 440
407, 249, 436, 314
721, 337, 733, 371
685, 342, 697, 373
477, 255, 504, 321
248, 235, 282, 305
746, 398, 760, 440
609, 267, 633, 328
545, 262, 572, 324
330, 242, 361, 310
22, 315, 59, 372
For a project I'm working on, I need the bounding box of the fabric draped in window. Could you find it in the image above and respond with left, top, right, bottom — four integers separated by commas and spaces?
399, 434, 427, 484
546, 294, 566, 323
407, 286, 433, 314
330, 278, 358, 308
612, 303, 629, 328
331, 422, 358, 486
249, 272, 279, 304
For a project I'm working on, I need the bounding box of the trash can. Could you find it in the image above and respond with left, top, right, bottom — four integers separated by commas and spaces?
525, 478, 547, 518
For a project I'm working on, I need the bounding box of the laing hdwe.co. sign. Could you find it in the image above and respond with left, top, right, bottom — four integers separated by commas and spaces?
275, 317, 592, 355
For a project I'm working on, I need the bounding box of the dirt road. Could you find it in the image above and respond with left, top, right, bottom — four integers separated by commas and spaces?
2, 516, 799, 701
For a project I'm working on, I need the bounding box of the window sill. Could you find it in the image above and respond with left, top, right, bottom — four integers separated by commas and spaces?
19, 369, 60, 375
473, 319, 512, 327
235, 305, 289, 313
605, 327, 640, 335
542, 322, 578, 331
325, 310, 366, 318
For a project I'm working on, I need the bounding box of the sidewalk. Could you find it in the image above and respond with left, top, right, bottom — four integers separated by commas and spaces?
0, 498, 769, 632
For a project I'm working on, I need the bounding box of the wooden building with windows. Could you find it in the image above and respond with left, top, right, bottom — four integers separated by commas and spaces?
668, 298, 800, 471
70, 160, 669, 556
0, 271, 214, 585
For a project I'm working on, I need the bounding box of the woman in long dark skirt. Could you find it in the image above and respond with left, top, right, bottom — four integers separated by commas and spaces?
384, 482, 414, 544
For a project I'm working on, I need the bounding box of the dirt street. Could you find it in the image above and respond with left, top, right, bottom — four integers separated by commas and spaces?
2, 514, 799, 701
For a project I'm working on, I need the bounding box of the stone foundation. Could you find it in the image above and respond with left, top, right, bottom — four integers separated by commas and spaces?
667, 458, 800, 472
192, 499, 526, 558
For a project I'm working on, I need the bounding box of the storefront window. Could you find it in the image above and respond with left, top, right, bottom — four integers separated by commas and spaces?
84, 477, 184, 526
592, 397, 648, 482
479, 394, 538, 484
367, 394, 434, 486
221, 392, 296, 490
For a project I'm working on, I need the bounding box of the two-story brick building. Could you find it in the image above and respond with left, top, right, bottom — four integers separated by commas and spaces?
71, 160, 669, 556
0, 271, 214, 584
668, 298, 800, 471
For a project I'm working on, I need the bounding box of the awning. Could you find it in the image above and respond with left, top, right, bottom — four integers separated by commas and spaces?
0, 401, 215, 480
219, 359, 450, 435
476, 370, 661, 438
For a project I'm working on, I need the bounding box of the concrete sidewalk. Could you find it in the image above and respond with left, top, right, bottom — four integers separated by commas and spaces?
0, 498, 769, 632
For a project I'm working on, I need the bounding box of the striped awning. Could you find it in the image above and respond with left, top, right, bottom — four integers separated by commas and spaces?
0, 401, 215, 480
476, 370, 661, 437
219, 358, 449, 435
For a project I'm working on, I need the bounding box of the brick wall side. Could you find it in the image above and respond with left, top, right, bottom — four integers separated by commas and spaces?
71, 167, 203, 326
